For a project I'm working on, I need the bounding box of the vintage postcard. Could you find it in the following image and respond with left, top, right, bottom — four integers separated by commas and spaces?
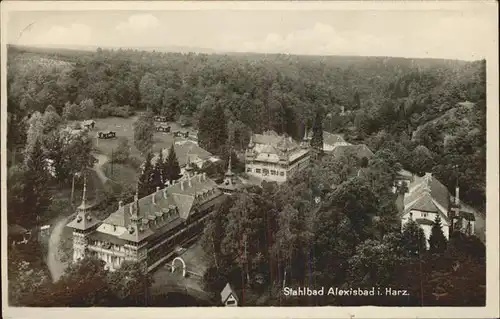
1, 1, 499, 318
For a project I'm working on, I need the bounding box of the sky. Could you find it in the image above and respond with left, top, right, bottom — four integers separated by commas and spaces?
5, 6, 496, 61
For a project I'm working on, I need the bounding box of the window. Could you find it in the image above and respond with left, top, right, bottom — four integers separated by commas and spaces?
423, 213, 428, 218
256, 169, 261, 174
247, 168, 252, 172
263, 169, 269, 176
271, 170, 276, 175
280, 171, 285, 176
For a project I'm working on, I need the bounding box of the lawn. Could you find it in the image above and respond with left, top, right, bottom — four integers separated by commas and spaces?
88, 116, 185, 161
101, 161, 139, 190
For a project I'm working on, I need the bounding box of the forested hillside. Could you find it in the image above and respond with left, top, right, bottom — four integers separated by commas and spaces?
6, 44, 487, 307
7, 44, 486, 210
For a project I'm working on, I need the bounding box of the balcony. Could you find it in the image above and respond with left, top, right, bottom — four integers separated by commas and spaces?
88, 245, 127, 258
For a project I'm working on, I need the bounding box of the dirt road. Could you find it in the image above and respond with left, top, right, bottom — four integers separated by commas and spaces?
47, 215, 72, 282
93, 153, 110, 184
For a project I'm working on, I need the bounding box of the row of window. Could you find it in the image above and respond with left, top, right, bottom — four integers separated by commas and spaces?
409, 211, 431, 218
247, 167, 285, 176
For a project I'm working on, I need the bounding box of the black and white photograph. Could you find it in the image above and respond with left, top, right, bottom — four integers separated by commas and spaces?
1, 1, 498, 318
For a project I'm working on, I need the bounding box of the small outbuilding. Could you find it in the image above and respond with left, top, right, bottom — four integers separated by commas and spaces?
220, 283, 239, 307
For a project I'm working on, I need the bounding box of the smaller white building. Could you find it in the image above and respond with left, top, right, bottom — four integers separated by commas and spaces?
221, 283, 239, 307
399, 172, 476, 248
400, 173, 452, 248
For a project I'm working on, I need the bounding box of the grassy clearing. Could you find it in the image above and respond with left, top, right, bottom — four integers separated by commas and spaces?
88, 116, 179, 161
102, 161, 139, 189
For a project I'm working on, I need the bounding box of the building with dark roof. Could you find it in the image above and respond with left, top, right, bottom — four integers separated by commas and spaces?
245, 130, 311, 183
67, 169, 225, 272
399, 172, 475, 248
153, 141, 218, 175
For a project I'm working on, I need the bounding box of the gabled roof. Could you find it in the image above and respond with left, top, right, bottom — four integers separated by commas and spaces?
249, 131, 305, 162
253, 130, 282, 146
253, 131, 299, 150
331, 144, 374, 159
155, 141, 212, 168
221, 283, 238, 303
402, 173, 451, 221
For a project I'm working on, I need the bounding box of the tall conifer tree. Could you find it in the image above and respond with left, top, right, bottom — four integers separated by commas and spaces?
164, 144, 181, 184
310, 109, 324, 159
401, 220, 427, 256
138, 152, 154, 197
429, 215, 448, 254
22, 137, 51, 228
151, 151, 164, 191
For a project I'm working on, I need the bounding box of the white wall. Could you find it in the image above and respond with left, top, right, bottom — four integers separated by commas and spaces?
400, 210, 450, 250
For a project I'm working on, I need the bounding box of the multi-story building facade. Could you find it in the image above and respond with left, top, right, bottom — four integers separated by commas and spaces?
244, 130, 310, 183
67, 163, 226, 272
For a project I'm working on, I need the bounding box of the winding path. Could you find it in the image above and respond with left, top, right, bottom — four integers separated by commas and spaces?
47, 215, 72, 282
93, 153, 111, 184
46, 153, 111, 282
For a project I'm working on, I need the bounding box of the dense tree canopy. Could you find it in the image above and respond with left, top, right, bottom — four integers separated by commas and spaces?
6, 45, 487, 307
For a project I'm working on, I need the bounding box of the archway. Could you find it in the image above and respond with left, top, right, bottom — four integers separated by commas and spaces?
171, 257, 187, 277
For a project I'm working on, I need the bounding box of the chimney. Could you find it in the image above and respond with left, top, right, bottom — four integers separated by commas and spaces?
180, 180, 184, 191
163, 188, 168, 199
188, 176, 192, 188
129, 205, 134, 216
455, 186, 460, 205
203, 172, 207, 181
119, 200, 123, 209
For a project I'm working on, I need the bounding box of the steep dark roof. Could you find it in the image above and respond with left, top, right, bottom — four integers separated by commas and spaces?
253, 130, 282, 146
403, 173, 451, 221
101, 173, 223, 243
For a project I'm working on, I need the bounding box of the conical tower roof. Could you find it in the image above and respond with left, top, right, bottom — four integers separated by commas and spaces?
67, 172, 101, 231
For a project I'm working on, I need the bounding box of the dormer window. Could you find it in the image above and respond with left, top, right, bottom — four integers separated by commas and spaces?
409, 212, 413, 219
77, 215, 82, 223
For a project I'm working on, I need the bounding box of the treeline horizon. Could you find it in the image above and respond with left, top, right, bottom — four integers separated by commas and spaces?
7, 44, 486, 208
